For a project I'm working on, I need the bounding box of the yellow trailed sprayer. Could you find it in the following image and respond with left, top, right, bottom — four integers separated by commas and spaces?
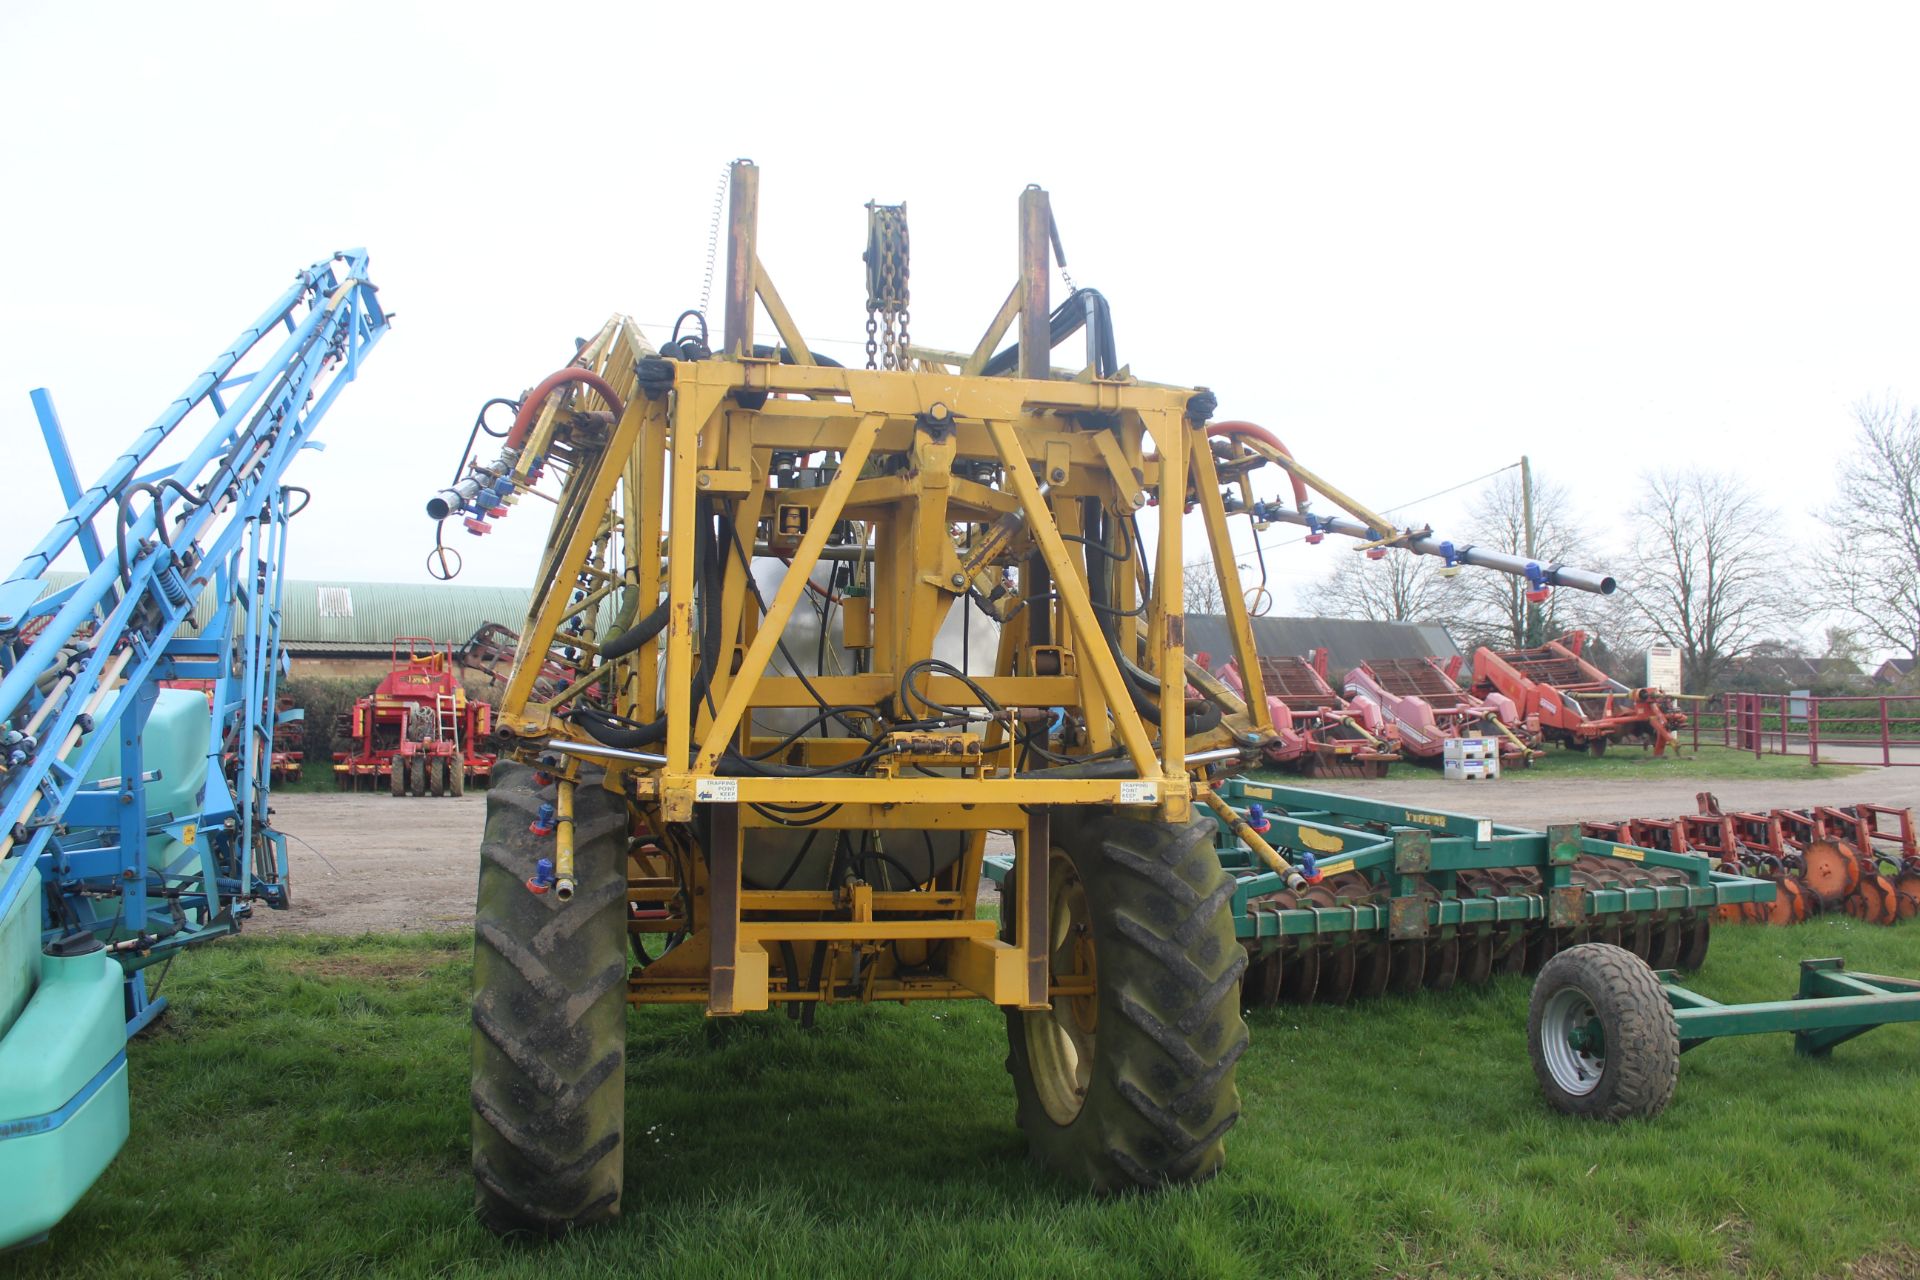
427, 163, 1751, 1234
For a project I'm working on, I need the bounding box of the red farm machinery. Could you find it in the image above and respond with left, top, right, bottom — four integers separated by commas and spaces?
333, 637, 495, 795
1584, 793, 1920, 927
1219, 649, 1399, 777
1341, 655, 1538, 766
1472, 630, 1683, 756
456, 620, 576, 704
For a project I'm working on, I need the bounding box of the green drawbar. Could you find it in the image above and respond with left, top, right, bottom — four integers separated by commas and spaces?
0, 865, 130, 1250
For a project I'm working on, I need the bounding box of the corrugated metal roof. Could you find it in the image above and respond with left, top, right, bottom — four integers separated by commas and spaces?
39, 574, 531, 652
278, 580, 530, 650
1184, 614, 1459, 680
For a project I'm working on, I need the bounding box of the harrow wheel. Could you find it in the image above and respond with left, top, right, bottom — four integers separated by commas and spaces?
1673, 914, 1711, 971
1387, 939, 1426, 994
1493, 926, 1529, 976
1423, 934, 1460, 992
1243, 950, 1283, 1010
1458, 929, 1495, 986
471, 762, 629, 1235
1005, 809, 1246, 1192
1352, 939, 1394, 998
389, 757, 404, 797
1317, 940, 1358, 1005
1802, 840, 1862, 908
1278, 941, 1322, 1004
1524, 926, 1563, 974
451, 760, 467, 798
1528, 943, 1679, 1122
1759, 878, 1809, 927
1897, 872, 1920, 921
1648, 918, 1682, 970
1846, 874, 1900, 927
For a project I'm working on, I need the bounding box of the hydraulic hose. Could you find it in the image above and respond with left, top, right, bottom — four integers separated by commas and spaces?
574, 497, 719, 750
1082, 500, 1223, 736
505, 368, 627, 451
596, 599, 671, 662
1207, 421, 1309, 511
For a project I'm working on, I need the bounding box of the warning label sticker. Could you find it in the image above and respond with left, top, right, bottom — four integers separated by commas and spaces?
1118, 781, 1159, 805
695, 778, 740, 803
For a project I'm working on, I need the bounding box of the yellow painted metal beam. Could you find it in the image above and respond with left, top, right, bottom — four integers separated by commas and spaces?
692, 413, 883, 772
984, 416, 1159, 778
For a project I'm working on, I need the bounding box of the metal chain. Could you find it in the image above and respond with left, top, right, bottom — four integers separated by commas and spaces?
864, 202, 910, 372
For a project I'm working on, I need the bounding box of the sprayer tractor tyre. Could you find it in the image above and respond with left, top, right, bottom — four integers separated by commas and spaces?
451, 761, 467, 798
470, 762, 629, 1236
389, 757, 404, 797
1528, 943, 1678, 1122
1004, 808, 1247, 1191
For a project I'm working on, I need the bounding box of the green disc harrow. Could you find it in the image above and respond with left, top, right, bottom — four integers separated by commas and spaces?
1202, 778, 1776, 1006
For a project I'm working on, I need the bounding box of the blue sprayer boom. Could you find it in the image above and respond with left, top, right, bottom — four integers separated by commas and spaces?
0, 252, 387, 1248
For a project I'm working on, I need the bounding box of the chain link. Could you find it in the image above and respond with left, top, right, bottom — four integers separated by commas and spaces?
864, 202, 910, 372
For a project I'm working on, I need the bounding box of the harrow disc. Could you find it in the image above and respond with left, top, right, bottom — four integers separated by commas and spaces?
1317, 941, 1358, 1005
1387, 940, 1427, 994
1626, 916, 1653, 960
1424, 935, 1460, 992
1897, 872, 1920, 920
1846, 873, 1900, 927
1458, 929, 1495, 986
1523, 926, 1561, 974
1648, 918, 1683, 970
1494, 926, 1529, 976
1244, 950, 1283, 1009
1673, 913, 1711, 970
1802, 840, 1862, 907
1352, 940, 1394, 998
1279, 942, 1322, 1004
1758, 877, 1808, 926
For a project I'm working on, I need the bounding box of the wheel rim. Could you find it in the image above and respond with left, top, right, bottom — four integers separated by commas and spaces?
1028, 849, 1096, 1126
1540, 986, 1606, 1096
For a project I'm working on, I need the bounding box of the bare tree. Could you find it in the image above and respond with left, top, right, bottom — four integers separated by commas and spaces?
1183, 560, 1226, 614
1449, 467, 1602, 650
1303, 549, 1461, 625
1817, 399, 1920, 661
1619, 469, 1790, 692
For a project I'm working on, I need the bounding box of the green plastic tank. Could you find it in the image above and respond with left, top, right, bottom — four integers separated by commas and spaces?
0, 864, 130, 1249
81, 688, 211, 862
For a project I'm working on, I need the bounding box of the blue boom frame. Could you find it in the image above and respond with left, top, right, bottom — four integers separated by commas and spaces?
0, 252, 388, 1031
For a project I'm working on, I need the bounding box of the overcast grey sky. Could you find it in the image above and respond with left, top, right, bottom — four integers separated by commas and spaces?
4, 2, 1915, 638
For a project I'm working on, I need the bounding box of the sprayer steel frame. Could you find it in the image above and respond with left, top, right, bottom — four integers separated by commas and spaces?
478, 162, 1620, 1019
0, 252, 388, 1027
486, 166, 1289, 1018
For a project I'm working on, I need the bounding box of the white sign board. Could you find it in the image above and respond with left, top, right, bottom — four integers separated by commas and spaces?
1646, 644, 1683, 693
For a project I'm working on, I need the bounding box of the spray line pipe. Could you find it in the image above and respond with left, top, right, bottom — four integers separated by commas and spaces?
1253, 507, 1616, 595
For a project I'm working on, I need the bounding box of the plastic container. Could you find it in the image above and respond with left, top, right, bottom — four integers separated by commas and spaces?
0, 867, 131, 1249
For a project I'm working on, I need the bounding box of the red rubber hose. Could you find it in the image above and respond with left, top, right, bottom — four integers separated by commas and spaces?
505, 368, 627, 451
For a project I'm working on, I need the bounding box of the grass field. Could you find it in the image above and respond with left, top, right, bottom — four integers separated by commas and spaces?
1370, 744, 1861, 783
14, 919, 1920, 1279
